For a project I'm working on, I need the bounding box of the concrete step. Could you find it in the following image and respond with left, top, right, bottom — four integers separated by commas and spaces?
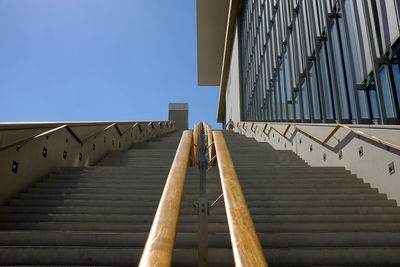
9, 198, 397, 208
245, 199, 398, 207
31, 184, 371, 193
245, 193, 389, 201
0, 247, 200, 267
4, 221, 400, 233
0, 222, 197, 232
41, 179, 360, 188
0, 214, 202, 224
53, 167, 175, 173
26, 187, 378, 195
18, 192, 389, 201
37, 179, 366, 187
1, 231, 400, 248
49, 173, 172, 178
264, 247, 400, 267
3, 213, 400, 224
0, 231, 197, 247
51, 168, 353, 176
2, 205, 400, 216
1, 246, 400, 267
234, 172, 355, 178
9, 199, 197, 207
237, 178, 365, 184
18, 193, 197, 201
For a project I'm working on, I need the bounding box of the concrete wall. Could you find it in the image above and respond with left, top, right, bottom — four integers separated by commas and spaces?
234, 121, 400, 205
224, 23, 241, 126
0, 121, 175, 204
169, 103, 188, 130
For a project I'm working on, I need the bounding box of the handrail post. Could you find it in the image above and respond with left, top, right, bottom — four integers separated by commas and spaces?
197, 122, 209, 267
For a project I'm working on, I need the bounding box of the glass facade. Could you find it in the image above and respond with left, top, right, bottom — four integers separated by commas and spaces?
238, 0, 400, 124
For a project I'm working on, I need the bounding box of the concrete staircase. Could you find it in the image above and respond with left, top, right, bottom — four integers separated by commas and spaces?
0, 131, 197, 266
1, 129, 400, 266
221, 131, 400, 266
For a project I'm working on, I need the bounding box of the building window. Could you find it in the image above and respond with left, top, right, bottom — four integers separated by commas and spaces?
279, 64, 287, 121
390, 64, 400, 112
357, 89, 370, 119
308, 61, 321, 120
378, 66, 396, 118
368, 88, 380, 120
284, 52, 294, 120
236, 0, 400, 124
294, 89, 301, 120
338, 17, 357, 120
300, 80, 310, 120
328, 17, 359, 121
317, 44, 335, 120
275, 77, 281, 121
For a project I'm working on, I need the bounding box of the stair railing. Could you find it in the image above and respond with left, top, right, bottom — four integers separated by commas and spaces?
0, 121, 174, 152
191, 122, 201, 166
138, 130, 193, 267
197, 122, 209, 266
0, 121, 175, 204
212, 131, 269, 267
238, 121, 400, 151
205, 122, 217, 166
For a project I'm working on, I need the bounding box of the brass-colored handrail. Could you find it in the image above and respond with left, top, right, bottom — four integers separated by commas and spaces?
138, 130, 193, 267
121, 122, 141, 135
205, 123, 217, 166
241, 121, 400, 151
191, 122, 201, 166
0, 121, 171, 152
212, 131, 268, 267
80, 123, 141, 144
148, 122, 155, 130
0, 120, 172, 131
0, 125, 79, 152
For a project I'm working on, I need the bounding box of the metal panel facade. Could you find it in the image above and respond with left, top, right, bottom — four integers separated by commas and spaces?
238, 0, 400, 124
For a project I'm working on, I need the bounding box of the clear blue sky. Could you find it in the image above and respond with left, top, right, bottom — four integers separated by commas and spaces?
0, 0, 221, 129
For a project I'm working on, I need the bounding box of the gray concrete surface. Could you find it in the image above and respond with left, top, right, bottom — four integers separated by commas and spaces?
0, 121, 175, 204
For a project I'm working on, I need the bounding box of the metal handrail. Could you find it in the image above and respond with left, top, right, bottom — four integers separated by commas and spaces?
0, 125, 76, 152
0, 120, 172, 131
138, 130, 193, 267
205, 123, 217, 166
190, 122, 202, 166
212, 131, 268, 267
121, 122, 141, 135
240, 121, 400, 151
148, 122, 155, 130
0, 121, 171, 152
79, 123, 139, 144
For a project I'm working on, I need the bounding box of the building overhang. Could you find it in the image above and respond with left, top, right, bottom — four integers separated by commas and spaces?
196, 0, 230, 86
196, 0, 241, 122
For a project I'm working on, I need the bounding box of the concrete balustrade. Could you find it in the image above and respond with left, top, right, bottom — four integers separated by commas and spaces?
233, 121, 400, 205
0, 121, 175, 204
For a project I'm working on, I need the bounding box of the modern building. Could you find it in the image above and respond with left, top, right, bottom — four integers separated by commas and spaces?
1, 1, 400, 266
197, 0, 400, 126
197, 1, 400, 264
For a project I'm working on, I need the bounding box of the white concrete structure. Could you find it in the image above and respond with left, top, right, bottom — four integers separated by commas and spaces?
0, 121, 175, 204
196, 0, 400, 203
169, 103, 189, 130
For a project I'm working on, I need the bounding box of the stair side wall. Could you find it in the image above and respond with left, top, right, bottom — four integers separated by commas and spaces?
0, 121, 175, 204
234, 122, 400, 205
